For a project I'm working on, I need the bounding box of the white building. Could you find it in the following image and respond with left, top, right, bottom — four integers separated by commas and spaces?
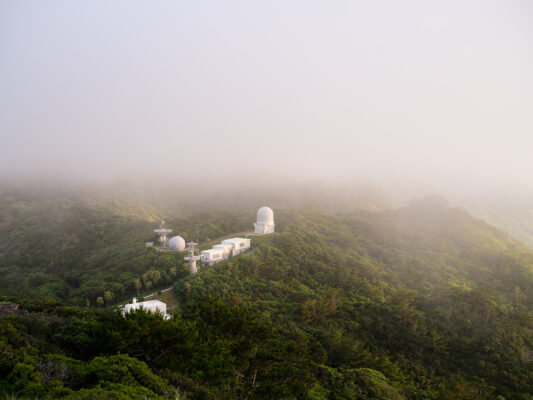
254, 206, 275, 234
123, 298, 170, 320
200, 249, 224, 266
201, 237, 251, 266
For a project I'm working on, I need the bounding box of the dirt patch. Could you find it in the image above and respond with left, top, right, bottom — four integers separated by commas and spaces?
0, 302, 28, 317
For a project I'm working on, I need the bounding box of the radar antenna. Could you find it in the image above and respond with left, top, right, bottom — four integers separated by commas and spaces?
154, 220, 173, 248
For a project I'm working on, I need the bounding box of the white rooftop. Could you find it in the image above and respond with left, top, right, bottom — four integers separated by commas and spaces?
137, 299, 165, 306
202, 249, 221, 254
123, 298, 170, 319
222, 237, 248, 243
124, 299, 166, 309
214, 243, 232, 248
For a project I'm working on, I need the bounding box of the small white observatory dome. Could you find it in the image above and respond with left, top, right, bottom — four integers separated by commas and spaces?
254, 206, 275, 234
168, 236, 186, 251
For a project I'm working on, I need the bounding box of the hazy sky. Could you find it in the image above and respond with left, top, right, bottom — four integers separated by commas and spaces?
1, 0, 532, 188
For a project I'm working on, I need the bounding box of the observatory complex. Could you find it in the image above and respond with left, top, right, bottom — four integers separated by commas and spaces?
149, 206, 275, 274
254, 206, 275, 234
134, 207, 276, 317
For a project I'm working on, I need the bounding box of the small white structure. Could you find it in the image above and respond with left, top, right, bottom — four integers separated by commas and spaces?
184, 241, 202, 274
201, 237, 251, 266
168, 236, 186, 251
123, 298, 170, 320
254, 206, 275, 234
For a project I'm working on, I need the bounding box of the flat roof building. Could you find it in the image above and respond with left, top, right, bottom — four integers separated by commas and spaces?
123, 298, 170, 320
201, 237, 251, 266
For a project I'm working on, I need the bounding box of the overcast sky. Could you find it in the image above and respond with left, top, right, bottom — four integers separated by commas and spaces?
0, 0, 532, 189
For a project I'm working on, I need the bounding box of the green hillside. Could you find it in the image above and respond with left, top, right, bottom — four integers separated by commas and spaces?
0, 190, 253, 305
459, 196, 533, 249
1, 191, 532, 399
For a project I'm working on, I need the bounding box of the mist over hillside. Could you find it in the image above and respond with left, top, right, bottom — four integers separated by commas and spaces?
454, 192, 533, 249
2, 0, 533, 398
3, 178, 532, 249
1, 183, 533, 398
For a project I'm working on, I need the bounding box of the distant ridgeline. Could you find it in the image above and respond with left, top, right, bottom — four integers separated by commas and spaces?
460, 198, 533, 249
0, 190, 533, 398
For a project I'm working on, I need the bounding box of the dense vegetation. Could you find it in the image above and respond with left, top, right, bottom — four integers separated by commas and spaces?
1, 189, 532, 398
0, 188, 253, 306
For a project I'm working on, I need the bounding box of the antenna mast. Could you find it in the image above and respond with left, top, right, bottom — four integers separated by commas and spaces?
154, 220, 173, 248
184, 241, 202, 274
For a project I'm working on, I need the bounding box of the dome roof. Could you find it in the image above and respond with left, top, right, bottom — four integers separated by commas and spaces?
256, 206, 274, 223
168, 236, 186, 251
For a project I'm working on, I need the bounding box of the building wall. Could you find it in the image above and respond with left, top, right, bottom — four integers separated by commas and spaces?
145, 303, 167, 316
201, 250, 223, 266
201, 238, 251, 266
123, 301, 169, 319
254, 222, 275, 234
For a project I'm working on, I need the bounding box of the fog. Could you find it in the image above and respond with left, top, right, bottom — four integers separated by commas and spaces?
1, 0, 532, 193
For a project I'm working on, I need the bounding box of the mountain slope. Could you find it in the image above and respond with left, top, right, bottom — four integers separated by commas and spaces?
1, 193, 533, 398
172, 201, 533, 398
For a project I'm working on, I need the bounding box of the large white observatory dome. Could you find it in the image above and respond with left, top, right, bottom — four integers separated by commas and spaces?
168, 236, 186, 251
254, 206, 275, 234
256, 206, 274, 223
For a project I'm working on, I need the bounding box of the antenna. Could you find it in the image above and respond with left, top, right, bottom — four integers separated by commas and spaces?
154, 220, 173, 248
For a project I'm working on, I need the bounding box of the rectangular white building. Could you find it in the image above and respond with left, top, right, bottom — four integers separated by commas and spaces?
221, 238, 251, 255
123, 298, 170, 320
201, 237, 251, 266
200, 249, 223, 265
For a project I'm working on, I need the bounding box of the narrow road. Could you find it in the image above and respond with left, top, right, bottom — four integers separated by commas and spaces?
144, 286, 173, 299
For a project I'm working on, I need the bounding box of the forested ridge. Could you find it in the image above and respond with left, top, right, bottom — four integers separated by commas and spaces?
1, 191, 532, 399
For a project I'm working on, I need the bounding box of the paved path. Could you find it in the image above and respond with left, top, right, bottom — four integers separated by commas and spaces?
144, 286, 173, 299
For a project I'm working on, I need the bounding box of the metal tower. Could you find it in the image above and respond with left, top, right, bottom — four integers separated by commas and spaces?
184, 241, 202, 274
